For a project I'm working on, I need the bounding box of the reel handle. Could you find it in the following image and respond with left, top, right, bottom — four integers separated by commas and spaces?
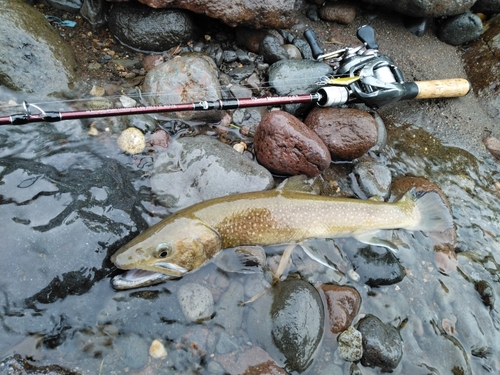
357, 25, 379, 50
304, 28, 325, 60
403, 79, 471, 100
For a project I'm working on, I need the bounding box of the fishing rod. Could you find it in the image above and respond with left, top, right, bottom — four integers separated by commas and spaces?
0, 25, 470, 126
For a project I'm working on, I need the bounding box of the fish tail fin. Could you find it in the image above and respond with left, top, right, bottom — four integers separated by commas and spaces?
399, 189, 454, 232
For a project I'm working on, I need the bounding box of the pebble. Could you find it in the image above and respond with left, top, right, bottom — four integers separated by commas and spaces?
149, 339, 168, 359
117, 127, 146, 154
89, 85, 105, 97
352, 157, 392, 199
337, 326, 363, 362
177, 283, 214, 322
321, 284, 362, 334
319, 4, 356, 24
357, 315, 403, 372
475, 279, 495, 308
254, 110, 331, 177
483, 136, 500, 159
283, 44, 302, 59
259, 34, 289, 64
304, 107, 378, 160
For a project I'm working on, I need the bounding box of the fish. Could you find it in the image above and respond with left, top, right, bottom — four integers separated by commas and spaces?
110, 187, 453, 290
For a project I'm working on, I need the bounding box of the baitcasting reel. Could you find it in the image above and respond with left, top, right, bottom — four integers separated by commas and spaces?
304, 25, 470, 109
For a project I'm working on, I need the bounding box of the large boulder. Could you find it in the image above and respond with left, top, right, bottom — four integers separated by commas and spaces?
108, 2, 197, 52
134, 0, 298, 29
358, 0, 475, 17
0, 0, 77, 96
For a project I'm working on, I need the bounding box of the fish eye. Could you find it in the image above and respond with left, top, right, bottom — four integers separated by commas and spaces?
156, 243, 171, 258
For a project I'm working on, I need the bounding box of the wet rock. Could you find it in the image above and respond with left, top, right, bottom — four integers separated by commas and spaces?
247, 279, 324, 373
107, 334, 149, 370
463, 14, 500, 123
292, 37, 313, 60
0, 354, 81, 375
304, 107, 378, 161
213, 281, 245, 333
403, 15, 430, 37
254, 110, 331, 177
343, 241, 405, 286
438, 11, 483, 45
357, 315, 403, 372
270, 279, 324, 373
81, 0, 107, 28
352, 157, 392, 199
319, 4, 356, 24
108, 2, 197, 53
151, 136, 274, 211
259, 35, 289, 64
135, 0, 298, 29
306, 6, 320, 22
0, 0, 77, 97
215, 332, 239, 354
321, 285, 361, 334
268, 60, 334, 115
227, 64, 254, 81
232, 107, 267, 132
215, 346, 287, 375
358, 0, 475, 17
177, 283, 214, 322
337, 326, 363, 362
46, 0, 82, 12
143, 54, 223, 122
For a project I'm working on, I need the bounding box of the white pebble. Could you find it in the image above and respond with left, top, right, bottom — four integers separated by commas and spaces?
149, 339, 168, 359
117, 127, 146, 154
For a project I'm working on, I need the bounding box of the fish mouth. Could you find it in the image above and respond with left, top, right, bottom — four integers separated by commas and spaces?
111, 263, 189, 290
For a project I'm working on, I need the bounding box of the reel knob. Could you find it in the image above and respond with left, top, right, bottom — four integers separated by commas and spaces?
357, 25, 379, 50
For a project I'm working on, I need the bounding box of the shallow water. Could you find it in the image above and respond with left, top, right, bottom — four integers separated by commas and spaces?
1, 85, 500, 375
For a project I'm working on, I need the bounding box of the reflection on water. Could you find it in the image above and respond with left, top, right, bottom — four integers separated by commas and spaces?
1, 86, 500, 374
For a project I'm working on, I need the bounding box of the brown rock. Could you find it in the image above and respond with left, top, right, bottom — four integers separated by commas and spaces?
484, 136, 500, 159
304, 107, 378, 160
235, 27, 271, 53
135, 0, 298, 29
319, 4, 356, 24
254, 111, 331, 177
215, 346, 286, 375
320, 284, 361, 334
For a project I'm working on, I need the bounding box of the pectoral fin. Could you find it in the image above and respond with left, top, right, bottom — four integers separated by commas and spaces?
353, 230, 399, 252
213, 246, 266, 274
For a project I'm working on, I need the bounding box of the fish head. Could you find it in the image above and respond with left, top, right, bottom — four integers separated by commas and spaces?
111, 217, 222, 278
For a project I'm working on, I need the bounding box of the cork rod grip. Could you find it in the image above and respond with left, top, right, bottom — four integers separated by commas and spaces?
414, 79, 471, 99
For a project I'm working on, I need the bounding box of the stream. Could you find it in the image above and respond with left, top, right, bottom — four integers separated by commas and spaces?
1, 3, 500, 375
